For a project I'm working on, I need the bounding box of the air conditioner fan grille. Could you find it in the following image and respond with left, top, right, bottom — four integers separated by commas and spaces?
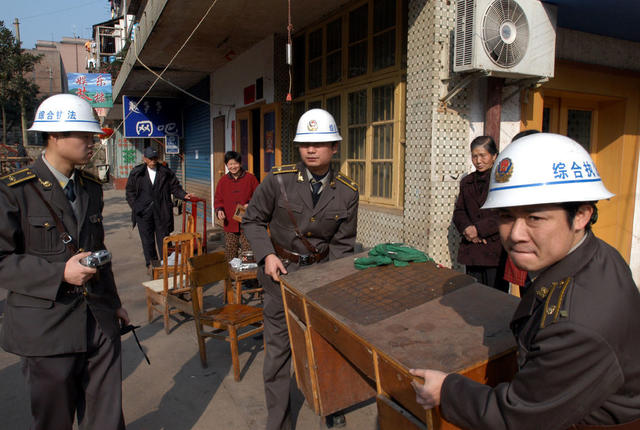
482, 0, 529, 68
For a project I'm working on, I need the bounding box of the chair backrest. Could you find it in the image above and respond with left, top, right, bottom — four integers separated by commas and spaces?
188, 251, 228, 315
162, 232, 202, 295
186, 214, 196, 233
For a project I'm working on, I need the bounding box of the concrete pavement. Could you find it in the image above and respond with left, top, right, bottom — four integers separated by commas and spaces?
0, 188, 377, 429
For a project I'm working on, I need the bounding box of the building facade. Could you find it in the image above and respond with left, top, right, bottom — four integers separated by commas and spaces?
105, 0, 640, 282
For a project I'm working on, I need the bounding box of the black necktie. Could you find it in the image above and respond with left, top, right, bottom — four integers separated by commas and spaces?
311, 180, 322, 206
65, 179, 76, 202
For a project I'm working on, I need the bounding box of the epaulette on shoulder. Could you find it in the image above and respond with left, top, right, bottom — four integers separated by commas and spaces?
335, 172, 358, 192
79, 170, 102, 185
539, 276, 572, 329
0, 168, 36, 187
272, 164, 298, 175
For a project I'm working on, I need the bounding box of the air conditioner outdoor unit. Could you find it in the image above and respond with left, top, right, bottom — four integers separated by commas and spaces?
454, 0, 557, 78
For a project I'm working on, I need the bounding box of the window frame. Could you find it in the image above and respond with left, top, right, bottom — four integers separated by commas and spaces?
293, 0, 405, 208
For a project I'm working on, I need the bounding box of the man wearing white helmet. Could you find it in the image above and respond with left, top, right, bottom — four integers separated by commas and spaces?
243, 108, 359, 430
0, 94, 129, 429
409, 133, 640, 429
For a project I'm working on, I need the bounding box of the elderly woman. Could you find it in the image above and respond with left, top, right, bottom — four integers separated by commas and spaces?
452, 135, 508, 291
213, 151, 259, 262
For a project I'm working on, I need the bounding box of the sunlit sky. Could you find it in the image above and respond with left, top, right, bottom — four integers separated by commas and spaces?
1, 0, 113, 49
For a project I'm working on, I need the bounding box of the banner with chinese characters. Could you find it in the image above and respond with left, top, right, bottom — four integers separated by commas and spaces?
67, 73, 113, 107
122, 96, 183, 138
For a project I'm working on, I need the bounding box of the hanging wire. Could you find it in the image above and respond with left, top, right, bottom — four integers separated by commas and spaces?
135, 54, 224, 107
88, 0, 223, 165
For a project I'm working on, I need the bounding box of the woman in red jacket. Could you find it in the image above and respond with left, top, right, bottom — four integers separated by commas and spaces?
452, 136, 508, 291
214, 151, 259, 262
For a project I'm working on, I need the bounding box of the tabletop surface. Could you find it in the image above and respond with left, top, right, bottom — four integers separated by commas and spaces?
281, 253, 519, 373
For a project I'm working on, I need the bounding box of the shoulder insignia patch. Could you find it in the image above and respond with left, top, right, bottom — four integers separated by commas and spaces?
272, 164, 298, 175
335, 172, 358, 192
540, 276, 572, 329
0, 168, 36, 187
80, 170, 102, 184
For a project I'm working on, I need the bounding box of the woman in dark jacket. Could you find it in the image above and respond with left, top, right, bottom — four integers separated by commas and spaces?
214, 151, 259, 262
452, 136, 508, 292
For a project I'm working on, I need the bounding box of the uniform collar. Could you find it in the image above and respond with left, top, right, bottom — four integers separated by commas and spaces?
511, 232, 597, 324
41, 152, 76, 189
305, 168, 330, 190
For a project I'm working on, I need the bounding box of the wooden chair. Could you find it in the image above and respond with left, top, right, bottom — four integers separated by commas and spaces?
150, 215, 195, 280
142, 232, 202, 334
189, 251, 264, 381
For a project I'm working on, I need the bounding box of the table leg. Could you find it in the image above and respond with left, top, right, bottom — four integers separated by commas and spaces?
235, 279, 242, 304
224, 278, 233, 304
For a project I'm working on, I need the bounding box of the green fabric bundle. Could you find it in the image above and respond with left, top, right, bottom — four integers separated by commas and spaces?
354, 243, 433, 269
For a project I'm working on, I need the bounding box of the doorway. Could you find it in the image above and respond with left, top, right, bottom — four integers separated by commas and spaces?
235, 108, 260, 179
236, 103, 282, 182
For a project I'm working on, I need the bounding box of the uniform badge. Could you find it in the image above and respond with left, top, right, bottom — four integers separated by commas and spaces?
495, 157, 513, 183
39, 178, 52, 189
307, 120, 318, 131
536, 287, 549, 299
297, 171, 304, 182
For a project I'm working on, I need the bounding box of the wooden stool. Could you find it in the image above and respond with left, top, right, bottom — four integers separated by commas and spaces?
226, 266, 260, 304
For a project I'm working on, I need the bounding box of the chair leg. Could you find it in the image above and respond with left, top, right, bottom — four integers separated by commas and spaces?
229, 325, 240, 381
146, 293, 154, 323
196, 323, 208, 368
163, 299, 170, 334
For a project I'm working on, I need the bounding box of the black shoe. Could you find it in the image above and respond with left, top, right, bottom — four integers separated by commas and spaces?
325, 413, 346, 428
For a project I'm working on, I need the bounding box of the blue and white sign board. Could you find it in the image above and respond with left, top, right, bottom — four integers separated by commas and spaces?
123, 96, 182, 138
165, 135, 180, 155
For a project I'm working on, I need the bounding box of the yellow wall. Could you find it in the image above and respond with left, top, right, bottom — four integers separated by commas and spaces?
522, 61, 640, 261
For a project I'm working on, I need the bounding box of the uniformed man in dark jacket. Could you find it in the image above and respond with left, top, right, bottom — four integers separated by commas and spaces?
410, 133, 640, 430
125, 146, 192, 272
0, 94, 129, 429
243, 108, 359, 430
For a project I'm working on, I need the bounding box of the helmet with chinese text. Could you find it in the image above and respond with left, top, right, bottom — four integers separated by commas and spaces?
29, 93, 102, 134
294, 108, 342, 143
482, 133, 614, 209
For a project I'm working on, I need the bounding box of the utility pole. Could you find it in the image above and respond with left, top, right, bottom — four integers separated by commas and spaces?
13, 18, 21, 46
14, 18, 29, 147
123, 0, 128, 41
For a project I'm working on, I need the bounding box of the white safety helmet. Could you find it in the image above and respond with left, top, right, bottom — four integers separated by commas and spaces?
482, 133, 614, 209
29, 93, 102, 134
294, 108, 342, 143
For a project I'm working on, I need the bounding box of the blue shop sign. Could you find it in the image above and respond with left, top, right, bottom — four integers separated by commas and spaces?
123, 96, 183, 138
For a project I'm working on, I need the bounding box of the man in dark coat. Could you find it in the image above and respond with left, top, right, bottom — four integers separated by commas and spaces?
125, 146, 192, 270
243, 108, 359, 430
410, 133, 640, 430
0, 93, 129, 429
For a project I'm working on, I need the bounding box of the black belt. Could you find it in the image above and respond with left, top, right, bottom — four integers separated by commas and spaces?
273, 242, 328, 266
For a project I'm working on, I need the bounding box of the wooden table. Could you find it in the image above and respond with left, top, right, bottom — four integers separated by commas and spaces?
226, 266, 260, 304
280, 255, 519, 430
